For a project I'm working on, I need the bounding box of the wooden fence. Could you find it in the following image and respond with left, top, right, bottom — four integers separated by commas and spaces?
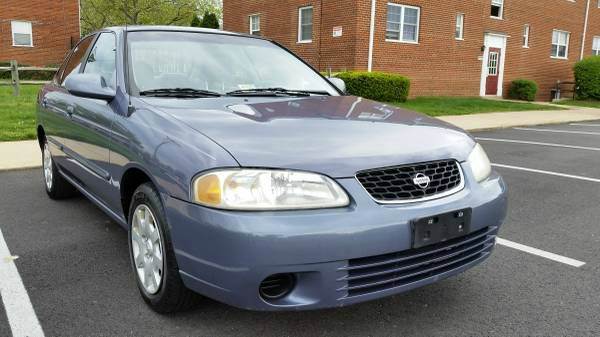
0, 60, 58, 96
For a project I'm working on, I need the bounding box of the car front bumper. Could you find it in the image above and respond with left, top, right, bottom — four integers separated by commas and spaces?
164, 167, 507, 311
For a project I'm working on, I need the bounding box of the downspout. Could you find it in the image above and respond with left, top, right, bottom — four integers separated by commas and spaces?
367, 0, 376, 72
580, 0, 591, 60
318, 0, 323, 71
78, 0, 82, 37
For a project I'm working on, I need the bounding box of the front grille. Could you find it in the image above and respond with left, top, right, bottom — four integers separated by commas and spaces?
356, 160, 463, 203
338, 227, 497, 298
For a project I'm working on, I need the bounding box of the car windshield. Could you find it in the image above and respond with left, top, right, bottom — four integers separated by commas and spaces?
126, 31, 338, 96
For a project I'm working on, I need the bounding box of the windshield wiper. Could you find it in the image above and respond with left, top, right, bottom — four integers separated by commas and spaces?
226, 88, 330, 97
139, 88, 222, 98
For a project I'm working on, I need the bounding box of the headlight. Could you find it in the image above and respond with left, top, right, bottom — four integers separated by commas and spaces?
192, 169, 350, 210
468, 143, 492, 183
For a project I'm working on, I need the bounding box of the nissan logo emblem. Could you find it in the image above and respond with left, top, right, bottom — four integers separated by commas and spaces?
412, 173, 431, 189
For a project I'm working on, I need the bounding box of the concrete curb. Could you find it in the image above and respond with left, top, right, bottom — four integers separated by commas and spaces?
0, 165, 42, 172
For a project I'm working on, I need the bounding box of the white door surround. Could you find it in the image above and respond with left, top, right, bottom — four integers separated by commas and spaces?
480, 33, 508, 97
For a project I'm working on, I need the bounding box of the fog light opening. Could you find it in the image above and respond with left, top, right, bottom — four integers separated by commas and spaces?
259, 273, 295, 301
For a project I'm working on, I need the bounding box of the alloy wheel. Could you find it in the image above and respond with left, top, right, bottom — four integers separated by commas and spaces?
131, 204, 164, 295
43, 145, 53, 190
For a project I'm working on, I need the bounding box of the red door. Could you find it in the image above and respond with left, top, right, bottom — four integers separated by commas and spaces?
485, 48, 501, 95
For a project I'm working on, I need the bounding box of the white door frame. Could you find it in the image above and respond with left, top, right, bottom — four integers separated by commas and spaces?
480, 33, 508, 97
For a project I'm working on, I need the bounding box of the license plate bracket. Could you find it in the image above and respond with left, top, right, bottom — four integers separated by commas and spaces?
411, 208, 472, 249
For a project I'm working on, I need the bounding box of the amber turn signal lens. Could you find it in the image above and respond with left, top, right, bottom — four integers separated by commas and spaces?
194, 174, 221, 205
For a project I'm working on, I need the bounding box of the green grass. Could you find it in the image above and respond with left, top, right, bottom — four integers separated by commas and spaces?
0, 85, 41, 141
555, 99, 600, 108
394, 96, 565, 117
0, 88, 571, 141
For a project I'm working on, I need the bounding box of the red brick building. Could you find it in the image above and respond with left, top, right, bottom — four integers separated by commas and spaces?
223, 0, 600, 100
0, 0, 81, 66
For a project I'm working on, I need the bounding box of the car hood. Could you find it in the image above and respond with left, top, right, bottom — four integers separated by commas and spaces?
141, 95, 475, 178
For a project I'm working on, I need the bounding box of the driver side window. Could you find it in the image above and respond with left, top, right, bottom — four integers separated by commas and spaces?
60, 35, 94, 86
83, 33, 117, 89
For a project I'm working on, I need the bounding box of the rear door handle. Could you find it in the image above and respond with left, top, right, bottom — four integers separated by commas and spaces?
66, 105, 74, 117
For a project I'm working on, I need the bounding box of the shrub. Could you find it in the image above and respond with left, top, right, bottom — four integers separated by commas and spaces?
190, 15, 202, 27
200, 11, 220, 29
508, 79, 538, 101
574, 56, 600, 100
335, 71, 411, 102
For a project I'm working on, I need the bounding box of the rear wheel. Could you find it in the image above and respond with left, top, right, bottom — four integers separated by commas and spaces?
42, 141, 77, 199
128, 182, 199, 313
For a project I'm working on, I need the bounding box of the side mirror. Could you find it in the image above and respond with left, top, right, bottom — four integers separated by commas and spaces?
64, 73, 115, 101
328, 77, 346, 94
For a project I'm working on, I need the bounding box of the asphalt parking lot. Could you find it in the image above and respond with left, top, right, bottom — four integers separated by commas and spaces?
1, 121, 600, 336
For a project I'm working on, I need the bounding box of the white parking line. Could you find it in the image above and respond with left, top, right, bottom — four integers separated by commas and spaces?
0, 229, 44, 337
476, 137, 600, 152
496, 238, 586, 268
569, 123, 600, 127
513, 127, 600, 136
492, 163, 600, 183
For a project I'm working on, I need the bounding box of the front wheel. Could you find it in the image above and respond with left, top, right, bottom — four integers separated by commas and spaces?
128, 182, 199, 313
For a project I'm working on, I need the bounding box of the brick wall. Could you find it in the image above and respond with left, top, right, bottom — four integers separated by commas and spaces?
223, 0, 360, 71
494, 0, 588, 101
225, 0, 599, 101
0, 0, 80, 66
587, 1, 600, 56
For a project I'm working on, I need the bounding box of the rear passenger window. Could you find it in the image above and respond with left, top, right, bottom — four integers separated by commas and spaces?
83, 33, 117, 89
60, 35, 94, 86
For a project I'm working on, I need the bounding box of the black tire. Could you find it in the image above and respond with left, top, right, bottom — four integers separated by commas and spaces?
128, 182, 199, 313
42, 141, 77, 199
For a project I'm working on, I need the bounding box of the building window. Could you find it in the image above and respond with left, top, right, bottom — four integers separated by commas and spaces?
491, 0, 503, 18
386, 3, 420, 43
11, 21, 33, 47
593, 36, 600, 56
249, 15, 261, 36
488, 51, 499, 75
455, 13, 464, 40
551, 30, 570, 59
298, 6, 313, 43
523, 25, 530, 48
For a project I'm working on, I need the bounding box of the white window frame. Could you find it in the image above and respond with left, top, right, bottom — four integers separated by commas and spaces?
385, 3, 421, 44
11, 21, 33, 47
551, 29, 570, 59
593, 36, 600, 56
522, 24, 530, 48
249, 14, 261, 36
455, 13, 464, 40
298, 6, 313, 43
491, 0, 504, 19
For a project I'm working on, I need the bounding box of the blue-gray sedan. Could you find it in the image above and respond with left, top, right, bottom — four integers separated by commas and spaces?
36, 26, 507, 313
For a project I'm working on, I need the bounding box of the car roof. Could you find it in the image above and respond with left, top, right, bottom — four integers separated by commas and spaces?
102, 25, 249, 37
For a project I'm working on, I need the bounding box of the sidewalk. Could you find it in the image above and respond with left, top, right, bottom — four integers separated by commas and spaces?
2, 107, 600, 171
0, 140, 40, 171
438, 107, 600, 131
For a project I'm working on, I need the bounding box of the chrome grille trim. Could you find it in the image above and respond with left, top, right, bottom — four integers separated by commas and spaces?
355, 160, 465, 204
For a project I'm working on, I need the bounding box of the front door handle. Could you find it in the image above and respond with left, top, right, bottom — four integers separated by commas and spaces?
42, 97, 48, 108
66, 105, 74, 117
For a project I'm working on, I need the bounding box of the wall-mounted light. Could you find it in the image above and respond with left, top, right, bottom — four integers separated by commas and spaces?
481, 45, 486, 52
